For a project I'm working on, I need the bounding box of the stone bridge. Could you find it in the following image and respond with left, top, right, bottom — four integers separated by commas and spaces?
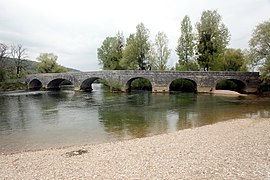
25, 70, 259, 93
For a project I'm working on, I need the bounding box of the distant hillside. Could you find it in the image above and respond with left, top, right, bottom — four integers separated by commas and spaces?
2, 57, 81, 73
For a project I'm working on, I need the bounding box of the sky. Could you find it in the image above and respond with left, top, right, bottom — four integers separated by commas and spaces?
0, 0, 270, 71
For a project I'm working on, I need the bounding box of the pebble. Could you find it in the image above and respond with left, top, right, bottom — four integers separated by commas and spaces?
0, 118, 269, 179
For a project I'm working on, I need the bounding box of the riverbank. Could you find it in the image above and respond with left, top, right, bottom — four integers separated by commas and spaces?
0, 82, 27, 91
210, 89, 247, 96
1, 117, 269, 179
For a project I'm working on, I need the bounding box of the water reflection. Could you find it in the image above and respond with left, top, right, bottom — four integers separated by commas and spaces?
98, 92, 155, 138
0, 85, 270, 153
0, 95, 29, 134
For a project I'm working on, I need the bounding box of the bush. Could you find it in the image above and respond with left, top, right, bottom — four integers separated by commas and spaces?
259, 74, 270, 92
0, 82, 27, 91
0, 68, 7, 82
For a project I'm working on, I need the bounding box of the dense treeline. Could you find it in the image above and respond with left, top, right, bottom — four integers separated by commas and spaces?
97, 10, 270, 91
1, 9, 269, 92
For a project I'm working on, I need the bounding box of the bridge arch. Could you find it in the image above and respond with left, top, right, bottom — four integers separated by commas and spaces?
29, 79, 43, 90
125, 77, 152, 92
169, 78, 197, 92
216, 79, 247, 93
47, 78, 73, 91
81, 77, 108, 92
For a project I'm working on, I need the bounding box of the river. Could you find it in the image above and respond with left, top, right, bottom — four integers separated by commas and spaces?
0, 84, 270, 154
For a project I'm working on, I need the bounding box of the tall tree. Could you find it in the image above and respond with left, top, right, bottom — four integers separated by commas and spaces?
243, 49, 260, 72
196, 10, 230, 71
0, 43, 9, 81
97, 32, 124, 70
120, 34, 138, 69
135, 23, 151, 70
10, 44, 27, 78
37, 53, 67, 73
0, 43, 8, 66
176, 15, 195, 71
121, 23, 151, 70
150, 31, 171, 70
249, 20, 270, 75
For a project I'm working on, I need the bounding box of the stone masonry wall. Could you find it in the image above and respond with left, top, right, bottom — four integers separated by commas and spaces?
25, 71, 260, 93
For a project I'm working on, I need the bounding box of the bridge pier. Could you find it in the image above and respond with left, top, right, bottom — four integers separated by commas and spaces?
152, 85, 170, 93
73, 85, 81, 91
197, 86, 215, 93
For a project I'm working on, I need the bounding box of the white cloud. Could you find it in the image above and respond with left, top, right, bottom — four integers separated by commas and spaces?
0, 0, 269, 71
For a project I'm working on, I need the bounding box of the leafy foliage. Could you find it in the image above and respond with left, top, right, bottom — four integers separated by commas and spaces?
131, 78, 152, 91
175, 60, 199, 71
249, 20, 270, 75
0, 43, 8, 66
0, 43, 8, 81
196, 10, 230, 71
248, 20, 270, 92
37, 53, 67, 73
97, 32, 124, 70
215, 48, 247, 71
0, 68, 7, 82
176, 15, 195, 71
120, 34, 139, 69
121, 23, 151, 70
149, 31, 171, 70
170, 79, 196, 92
0, 82, 27, 91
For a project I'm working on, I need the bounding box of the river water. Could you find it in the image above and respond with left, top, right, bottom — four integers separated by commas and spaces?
0, 84, 270, 154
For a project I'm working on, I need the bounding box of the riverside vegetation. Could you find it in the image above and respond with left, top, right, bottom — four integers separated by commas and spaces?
1, 11, 270, 92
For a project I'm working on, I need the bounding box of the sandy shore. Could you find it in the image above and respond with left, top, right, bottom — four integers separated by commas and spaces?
210, 90, 247, 96
1, 118, 269, 179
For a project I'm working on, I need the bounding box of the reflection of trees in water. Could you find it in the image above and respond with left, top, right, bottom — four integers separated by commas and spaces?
175, 95, 236, 129
98, 92, 169, 138
0, 96, 12, 132
16, 96, 26, 129
99, 92, 266, 138
39, 91, 74, 124
169, 93, 198, 130
175, 95, 270, 130
99, 110, 151, 138
0, 95, 28, 133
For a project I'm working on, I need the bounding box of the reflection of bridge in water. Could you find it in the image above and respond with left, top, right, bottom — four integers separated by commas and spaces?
25, 70, 259, 93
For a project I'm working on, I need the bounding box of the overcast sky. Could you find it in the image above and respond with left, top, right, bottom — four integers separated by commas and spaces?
1, 0, 269, 71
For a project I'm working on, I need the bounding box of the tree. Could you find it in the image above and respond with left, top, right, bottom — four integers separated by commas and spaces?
0, 43, 8, 66
196, 10, 230, 71
97, 32, 124, 70
37, 53, 67, 73
150, 31, 171, 70
0, 43, 9, 81
10, 44, 27, 78
249, 20, 270, 75
242, 49, 259, 72
121, 23, 151, 70
135, 23, 151, 70
120, 34, 138, 69
176, 15, 195, 71
215, 48, 247, 71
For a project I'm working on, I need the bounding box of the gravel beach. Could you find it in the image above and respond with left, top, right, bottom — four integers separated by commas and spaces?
1, 118, 270, 179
